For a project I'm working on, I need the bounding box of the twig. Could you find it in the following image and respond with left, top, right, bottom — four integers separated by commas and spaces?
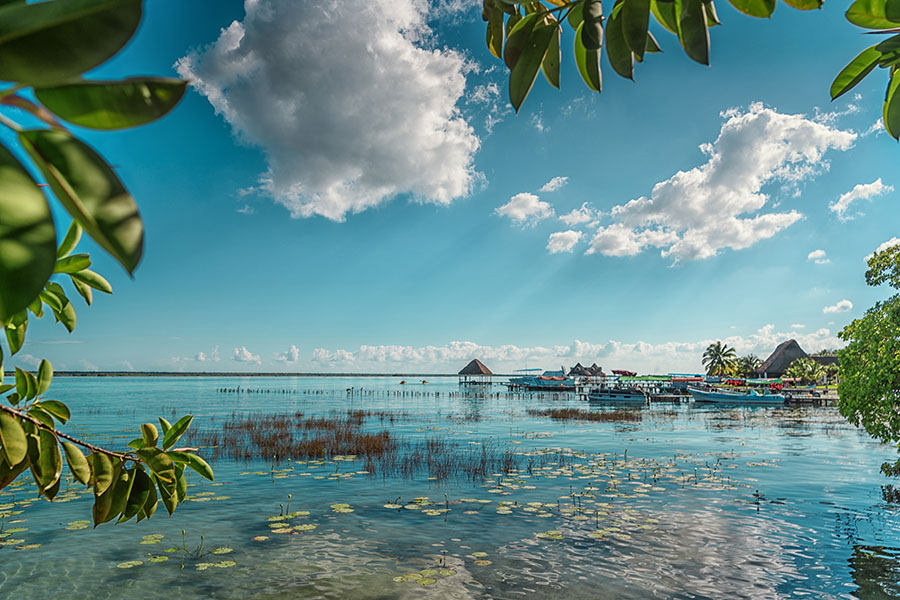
0, 403, 136, 462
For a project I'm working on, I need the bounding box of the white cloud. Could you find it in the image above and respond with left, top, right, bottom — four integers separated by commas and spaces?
495, 192, 554, 225
823, 299, 853, 314
870, 237, 900, 260
546, 230, 584, 254
306, 324, 842, 374
586, 103, 855, 261
237, 204, 255, 215
530, 113, 548, 133
177, 0, 479, 222
540, 176, 569, 192
830, 178, 892, 221
14, 353, 41, 369
559, 202, 598, 226
791, 323, 804, 329
121, 360, 135, 372
197, 346, 221, 362
275, 344, 300, 363
807, 249, 830, 264
233, 346, 261, 364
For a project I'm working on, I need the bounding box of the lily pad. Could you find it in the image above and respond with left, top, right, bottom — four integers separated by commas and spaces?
117, 560, 143, 569
148, 556, 169, 563
212, 547, 233, 555
417, 577, 437, 585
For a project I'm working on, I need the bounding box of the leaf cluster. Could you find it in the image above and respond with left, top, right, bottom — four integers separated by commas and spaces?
0, 0, 211, 523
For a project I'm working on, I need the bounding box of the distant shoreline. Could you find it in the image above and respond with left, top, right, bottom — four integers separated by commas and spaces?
52, 371, 495, 378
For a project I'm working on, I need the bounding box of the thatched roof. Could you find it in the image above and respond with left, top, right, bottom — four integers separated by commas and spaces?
756, 339, 808, 377
810, 355, 839, 367
568, 363, 592, 376
459, 359, 492, 375
589, 363, 605, 377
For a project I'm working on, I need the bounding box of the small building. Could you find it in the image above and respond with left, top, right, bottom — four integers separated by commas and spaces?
756, 339, 808, 378
458, 359, 493, 386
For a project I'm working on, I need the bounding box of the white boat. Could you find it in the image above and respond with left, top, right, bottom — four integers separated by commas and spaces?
688, 386, 785, 405
586, 386, 647, 403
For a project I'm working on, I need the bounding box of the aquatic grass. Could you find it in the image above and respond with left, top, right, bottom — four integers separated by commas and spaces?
526, 408, 642, 422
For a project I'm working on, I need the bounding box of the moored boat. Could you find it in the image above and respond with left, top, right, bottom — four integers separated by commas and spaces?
586, 386, 647, 403
688, 386, 785, 405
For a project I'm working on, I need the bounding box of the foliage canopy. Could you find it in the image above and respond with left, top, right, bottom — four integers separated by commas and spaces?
0, 0, 210, 526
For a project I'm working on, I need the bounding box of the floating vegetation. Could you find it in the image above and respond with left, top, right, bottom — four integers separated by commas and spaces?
535, 530, 565, 540
15, 543, 41, 550
147, 556, 169, 563
526, 408, 642, 422
116, 561, 143, 569
66, 520, 90, 531
140, 534, 164, 545
196, 560, 236, 571
212, 547, 233, 555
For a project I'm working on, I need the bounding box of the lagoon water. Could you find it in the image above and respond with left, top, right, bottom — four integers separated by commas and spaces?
2, 376, 899, 599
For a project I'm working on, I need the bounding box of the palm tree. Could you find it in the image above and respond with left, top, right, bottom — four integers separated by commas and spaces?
702, 341, 737, 376
784, 358, 825, 384
735, 354, 762, 377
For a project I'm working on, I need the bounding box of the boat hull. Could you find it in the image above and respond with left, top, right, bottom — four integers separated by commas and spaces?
586, 388, 647, 403
688, 386, 785, 405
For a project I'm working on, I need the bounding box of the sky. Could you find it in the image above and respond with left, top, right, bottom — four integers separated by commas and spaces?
7, 0, 900, 374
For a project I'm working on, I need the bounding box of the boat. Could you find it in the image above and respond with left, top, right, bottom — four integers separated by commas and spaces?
688, 386, 785, 405
507, 367, 576, 391
586, 386, 647, 403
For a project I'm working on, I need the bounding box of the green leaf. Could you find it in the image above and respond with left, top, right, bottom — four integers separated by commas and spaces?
623, 0, 651, 60
44, 282, 76, 332
541, 24, 561, 88
30, 429, 61, 496
169, 450, 214, 481
487, 5, 504, 59
876, 34, 900, 54
506, 11, 522, 36
92, 458, 122, 525
137, 475, 157, 521
651, 0, 679, 33
0, 0, 142, 86
71, 276, 93, 306
582, 0, 604, 50
781, 0, 821, 9
56, 221, 82, 259
126, 437, 146, 450
883, 68, 900, 139
889, 0, 900, 20
136, 447, 175, 482
27, 405, 54, 428
831, 46, 882, 100
574, 23, 603, 92
509, 20, 556, 112
846, 0, 900, 29
727, 0, 775, 17
120, 466, 151, 522
703, 0, 722, 25
0, 456, 28, 488
162, 415, 193, 450
35, 78, 186, 130
0, 412, 27, 465
36, 358, 52, 395
61, 441, 90, 484
175, 464, 187, 501
645, 31, 662, 53
71, 269, 112, 294
103, 466, 134, 523
19, 129, 143, 275
567, 0, 584, 28
27, 296, 43, 318
90, 451, 115, 495
504, 12, 540, 69
14, 366, 27, 397
157, 476, 177, 515
36, 400, 69, 424
141, 422, 158, 447
54, 253, 91, 274
678, 0, 710, 65
606, 1, 634, 79
0, 144, 56, 322
5, 311, 26, 355
158, 417, 171, 435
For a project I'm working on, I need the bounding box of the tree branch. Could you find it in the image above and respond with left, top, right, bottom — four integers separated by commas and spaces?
0, 403, 137, 462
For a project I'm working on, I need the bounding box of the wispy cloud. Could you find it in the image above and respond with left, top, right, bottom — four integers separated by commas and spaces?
540, 176, 568, 193
830, 178, 892, 221
807, 249, 830, 264
558, 202, 598, 226
823, 299, 853, 314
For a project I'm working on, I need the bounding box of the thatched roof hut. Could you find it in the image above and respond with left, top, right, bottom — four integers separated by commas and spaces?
568, 363, 592, 376
756, 339, 808, 378
588, 363, 606, 377
458, 359, 492, 385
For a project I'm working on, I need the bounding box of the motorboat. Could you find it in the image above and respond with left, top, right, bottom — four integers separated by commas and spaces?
586, 386, 647, 403
688, 386, 785, 405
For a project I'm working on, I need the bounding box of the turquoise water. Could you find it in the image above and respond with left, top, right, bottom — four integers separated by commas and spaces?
2, 376, 899, 599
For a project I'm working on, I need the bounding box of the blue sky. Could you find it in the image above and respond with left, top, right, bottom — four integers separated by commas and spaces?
9, 0, 900, 374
